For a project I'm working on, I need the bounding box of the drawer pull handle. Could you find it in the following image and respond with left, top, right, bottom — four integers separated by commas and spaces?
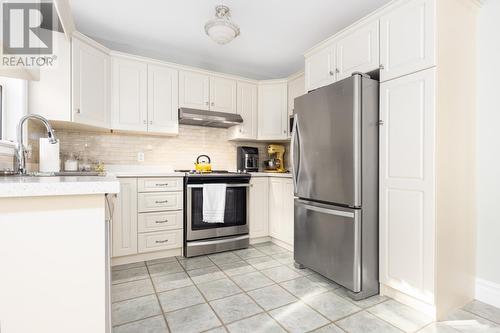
155, 183, 169, 186
155, 219, 169, 224
155, 239, 169, 244
155, 200, 169, 204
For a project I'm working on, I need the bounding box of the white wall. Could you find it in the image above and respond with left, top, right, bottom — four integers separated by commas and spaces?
476, 0, 500, 307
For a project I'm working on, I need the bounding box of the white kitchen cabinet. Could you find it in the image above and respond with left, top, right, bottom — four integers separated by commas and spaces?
72, 37, 110, 128
111, 57, 148, 131
257, 80, 288, 140
380, 0, 435, 82
29, 32, 71, 122
379, 68, 436, 304
305, 44, 335, 92
268, 177, 294, 246
179, 70, 210, 110
112, 178, 138, 257
336, 20, 380, 80
228, 82, 258, 140
282, 179, 294, 245
147, 64, 179, 134
209, 76, 237, 113
249, 177, 269, 239
288, 73, 305, 116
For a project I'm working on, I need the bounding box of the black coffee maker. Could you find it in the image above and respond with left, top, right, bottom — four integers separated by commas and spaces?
237, 146, 259, 172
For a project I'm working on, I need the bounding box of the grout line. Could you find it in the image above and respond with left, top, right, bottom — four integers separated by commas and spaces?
144, 262, 173, 333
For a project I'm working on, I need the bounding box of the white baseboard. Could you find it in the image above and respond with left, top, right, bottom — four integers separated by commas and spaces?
476, 278, 500, 308
270, 237, 293, 252
380, 284, 437, 320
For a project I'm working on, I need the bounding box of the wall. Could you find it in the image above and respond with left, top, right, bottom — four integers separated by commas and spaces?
476, 0, 500, 307
28, 123, 290, 172
435, 0, 477, 318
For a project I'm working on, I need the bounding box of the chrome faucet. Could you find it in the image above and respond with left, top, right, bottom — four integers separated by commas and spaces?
16, 114, 57, 175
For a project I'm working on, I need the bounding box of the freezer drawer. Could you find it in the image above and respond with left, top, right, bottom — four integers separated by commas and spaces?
294, 199, 361, 292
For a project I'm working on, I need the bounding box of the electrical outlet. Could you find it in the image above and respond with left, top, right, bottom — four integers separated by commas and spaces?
137, 152, 145, 162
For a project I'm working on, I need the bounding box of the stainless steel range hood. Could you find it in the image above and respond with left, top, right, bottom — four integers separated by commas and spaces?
178, 108, 243, 128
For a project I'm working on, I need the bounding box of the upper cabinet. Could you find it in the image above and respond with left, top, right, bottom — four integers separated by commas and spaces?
305, 17, 380, 91
258, 80, 288, 141
228, 81, 258, 141
336, 20, 380, 80
72, 36, 110, 128
379, 0, 436, 81
287, 73, 305, 116
209, 76, 237, 113
111, 57, 148, 132
111, 55, 179, 135
147, 65, 179, 134
179, 70, 237, 113
305, 44, 336, 92
29, 32, 71, 122
179, 71, 210, 110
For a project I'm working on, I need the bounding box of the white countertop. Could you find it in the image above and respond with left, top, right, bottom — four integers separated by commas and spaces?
250, 172, 292, 178
105, 165, 292, 178
0, 175, 120, 198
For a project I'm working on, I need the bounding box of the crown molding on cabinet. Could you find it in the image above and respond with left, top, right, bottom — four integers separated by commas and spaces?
72, 31, 110, 54
53, 0, 76, 41
287, 71, 305, 81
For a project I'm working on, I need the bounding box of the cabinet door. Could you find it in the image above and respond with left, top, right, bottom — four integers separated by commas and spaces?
111, 57, 148, 131
336, 20, 380, 80
379, 68, 435, 304
268, 178, 283, 239
287, 73, 305, 116
147, 64, 179, 135
229, 82, 258, 140
380, 0, 435, 81
282, 179, 295, 245
249, 177, 269, 238
257, 82, 288, 140
305, 45, 335, 92
112, 178, 138, 257
72, 38, 109, 128
209, 76, 237, 113
179, 70, 210, 110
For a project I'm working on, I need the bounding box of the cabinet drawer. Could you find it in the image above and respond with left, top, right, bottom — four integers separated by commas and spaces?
138, 192, 183, 212
138, 230, 182, 253
138, 177, 183, 192
138, 211, 183, 232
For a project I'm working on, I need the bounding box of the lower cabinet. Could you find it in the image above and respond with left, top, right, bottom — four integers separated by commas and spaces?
112, 177, 183, 260
249, 177, 269, 238
112, 178, 138, 257
268, 177, 294, 246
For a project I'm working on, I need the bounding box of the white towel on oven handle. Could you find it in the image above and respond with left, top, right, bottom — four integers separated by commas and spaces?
202, 183, 227, 223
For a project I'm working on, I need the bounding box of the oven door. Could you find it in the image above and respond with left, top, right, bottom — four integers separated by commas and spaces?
186, 183, 249, 241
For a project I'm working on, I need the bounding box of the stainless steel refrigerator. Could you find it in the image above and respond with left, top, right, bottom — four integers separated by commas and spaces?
291, 73, 379, 300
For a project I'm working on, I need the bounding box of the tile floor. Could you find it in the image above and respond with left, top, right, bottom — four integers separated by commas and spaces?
111, 242, 500, 333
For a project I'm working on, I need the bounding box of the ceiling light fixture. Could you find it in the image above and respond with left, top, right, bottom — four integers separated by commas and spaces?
204, 5, 240, 45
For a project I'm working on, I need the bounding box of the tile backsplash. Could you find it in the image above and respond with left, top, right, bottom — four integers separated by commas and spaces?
28, 123, 290, 171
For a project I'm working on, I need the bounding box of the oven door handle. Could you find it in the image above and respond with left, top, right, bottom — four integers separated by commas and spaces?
187, 183, 250, 188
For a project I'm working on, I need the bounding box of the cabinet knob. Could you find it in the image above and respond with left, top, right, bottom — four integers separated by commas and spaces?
205, 101, 209, 106
335, 68, 340, 74
76, 108, 81, 114
143, 120, 147, 125
149, 121, 153, 125
378, 120, 385, 126
329, 70, 334, 76
379, 64, 385, 70
211, 102, 215, 106
283, 130, 287, 134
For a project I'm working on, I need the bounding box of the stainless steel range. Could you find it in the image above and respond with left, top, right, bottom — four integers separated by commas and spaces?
176, 170, 251, 257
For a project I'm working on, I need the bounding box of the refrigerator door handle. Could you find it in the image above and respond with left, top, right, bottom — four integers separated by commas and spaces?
295, 199, 355, 218
291, 114, 300, 191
